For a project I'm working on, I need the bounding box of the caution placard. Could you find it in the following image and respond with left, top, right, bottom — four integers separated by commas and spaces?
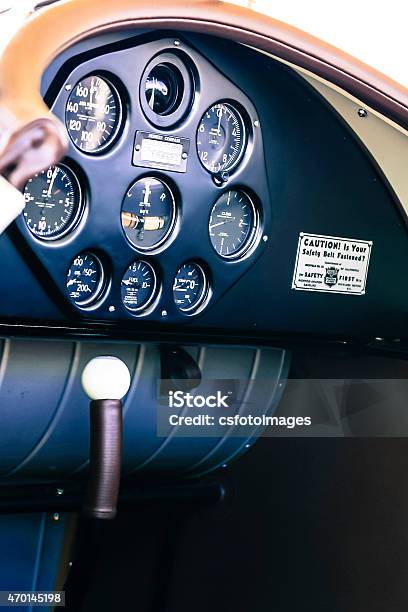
292, 233, 372, 295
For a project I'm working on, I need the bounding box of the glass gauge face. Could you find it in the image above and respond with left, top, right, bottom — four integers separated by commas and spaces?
65, 75, 122, 153
23, 165, 82, 240
173, 263, 208, 313
144, 63, 183, 116
121, 261, 157, 312
66, 252, 105, 306
209, 190, 258, 259
121, 177, 176, 250
197, 102, 246, 174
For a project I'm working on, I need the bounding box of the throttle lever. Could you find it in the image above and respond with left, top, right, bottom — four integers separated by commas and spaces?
81, 356, 131, 520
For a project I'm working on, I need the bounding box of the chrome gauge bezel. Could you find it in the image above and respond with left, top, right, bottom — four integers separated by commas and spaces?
67, 252, 106, 308
209, 190, 261, 261
173, 262, 210, 314
121, 176, 177, 253
65, 74, 124, 155
196, 101, 248, 175
121, 260, 159, 314
23, 163, 84, 242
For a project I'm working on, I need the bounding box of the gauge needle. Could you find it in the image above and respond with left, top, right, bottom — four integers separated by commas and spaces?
216, 110, 222, 135
67, 279, 77, 287
149, 78, 156, 110
46, 168, 57, 198
210, 221, 228, 229
142, 181, 152, 209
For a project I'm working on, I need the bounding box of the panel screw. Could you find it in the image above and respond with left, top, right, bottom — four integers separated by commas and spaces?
245, 444, 251, 449
108, 306, 115, 313
174, 40, 181, 46
135, 144, 141, 151
161, 309, 167, 317
262, 235, 268, 242
254, 120, 260, 127
222, 464, 228, 468
56, 488, 64, 496
52, 513, 60, 522
65, 84, 72, 91
358, 108, 368, 118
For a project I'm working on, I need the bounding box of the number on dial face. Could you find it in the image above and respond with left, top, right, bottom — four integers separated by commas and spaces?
209, 190, 257, 258
173, 263, 207, 313
66, 252, 104, 307
23, 164, 82, 240
65, 75, 122, 153
197, 102, 246, 174
121, 261, 157, 312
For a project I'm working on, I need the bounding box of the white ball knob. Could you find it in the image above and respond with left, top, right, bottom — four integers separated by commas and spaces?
81, 356, 131, 401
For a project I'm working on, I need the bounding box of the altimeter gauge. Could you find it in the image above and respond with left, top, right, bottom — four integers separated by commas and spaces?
65, 75, 122, 154
23, 164, 82, 240
197, 102, 247, 174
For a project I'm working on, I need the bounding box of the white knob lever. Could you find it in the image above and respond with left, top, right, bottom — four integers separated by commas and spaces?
81, 356, 131, 401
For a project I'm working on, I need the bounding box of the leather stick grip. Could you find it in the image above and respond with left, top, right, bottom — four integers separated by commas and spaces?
84, 399, 122, 520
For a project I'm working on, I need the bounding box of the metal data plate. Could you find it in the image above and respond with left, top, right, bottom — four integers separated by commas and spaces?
133, 131, 190, 173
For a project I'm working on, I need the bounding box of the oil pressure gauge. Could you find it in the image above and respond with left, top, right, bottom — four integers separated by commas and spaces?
66, 252, 105, 307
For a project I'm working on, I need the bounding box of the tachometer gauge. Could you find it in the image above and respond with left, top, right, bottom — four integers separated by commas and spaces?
121, 260, 157, 313
197, 102, 246, 174
121, 177, 176, 250
173, 262, 208, 313
209, 190, 259, 259
23, 164, 82, 240
66, 252, 105, 307
65, 75, 122, 154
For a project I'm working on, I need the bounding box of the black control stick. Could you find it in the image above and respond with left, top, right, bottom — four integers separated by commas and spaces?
81, 356, 131, 520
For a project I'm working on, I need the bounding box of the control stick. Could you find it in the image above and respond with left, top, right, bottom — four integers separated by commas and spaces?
81, 356, 131, 520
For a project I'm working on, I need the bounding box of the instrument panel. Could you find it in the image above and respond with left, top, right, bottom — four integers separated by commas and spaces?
17, 36, 270, 324
4, 30, 407, 343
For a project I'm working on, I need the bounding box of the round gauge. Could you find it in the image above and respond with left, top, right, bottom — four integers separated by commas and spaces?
173, 263, 208, 313
66, 252, 105, 307
121, 260, 157, 313
65, 75, 122, 154
23, 164, 82, 240
209, 190, 259, 259
197, 102, 247, 174
121, 177, 176, 251
144, 63, 183, 116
